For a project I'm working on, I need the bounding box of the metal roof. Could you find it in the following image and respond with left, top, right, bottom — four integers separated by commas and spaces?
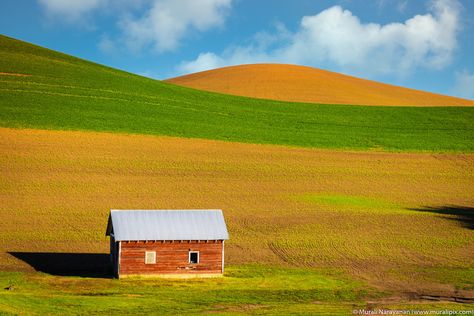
106, 209, 229, 241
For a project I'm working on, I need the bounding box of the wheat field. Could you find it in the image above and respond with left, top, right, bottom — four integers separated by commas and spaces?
166, 64, 474, 106
1, 127, 472, 294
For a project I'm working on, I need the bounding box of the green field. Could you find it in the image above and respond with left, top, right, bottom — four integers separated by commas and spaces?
2, 266, 472, 315
0, 35, 473, 152
0, 266, 371, 315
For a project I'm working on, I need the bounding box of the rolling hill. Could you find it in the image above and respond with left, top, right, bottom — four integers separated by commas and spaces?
0, 35, 473, 152
166, 63, 474, 107
1, 35, 474, 313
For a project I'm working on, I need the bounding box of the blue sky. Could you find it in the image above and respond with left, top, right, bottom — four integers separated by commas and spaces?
1, 0, 473, 99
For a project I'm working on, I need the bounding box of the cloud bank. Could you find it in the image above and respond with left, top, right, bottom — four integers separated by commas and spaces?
38, 0, 232, 52
178, 0, 460, 76
120, 0, 232, 52
38, 0, 107, 22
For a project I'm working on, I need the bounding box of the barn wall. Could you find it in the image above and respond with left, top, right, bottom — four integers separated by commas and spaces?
118, 240, 223, 277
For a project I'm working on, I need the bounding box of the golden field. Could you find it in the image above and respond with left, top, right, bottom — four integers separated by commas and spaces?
166, 64, 474, 106
1, 127, 473, 295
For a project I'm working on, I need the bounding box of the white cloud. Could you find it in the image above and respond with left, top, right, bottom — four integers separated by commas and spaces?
38, 0, 107, 22
452, 71, 474, 99
178, 53, 224, 74
121, 0, 233, 52
38, 0, 232, 53
178, 0, 460, 76
177, 23, 289, 74
375, 0, 408, 13
97, 35, 117, 55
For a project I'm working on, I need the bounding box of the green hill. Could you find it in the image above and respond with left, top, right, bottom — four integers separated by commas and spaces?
0, 35, 472, 152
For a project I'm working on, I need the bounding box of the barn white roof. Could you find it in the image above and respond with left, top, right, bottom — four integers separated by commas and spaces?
106, 209, 229, 241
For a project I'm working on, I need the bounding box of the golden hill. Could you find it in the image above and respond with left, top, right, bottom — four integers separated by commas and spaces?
166, 64, 474, 106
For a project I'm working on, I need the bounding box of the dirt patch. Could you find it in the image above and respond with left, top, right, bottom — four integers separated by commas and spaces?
415, 294, 474, 303
0, 72, 31, 77
210, 304, 268, 313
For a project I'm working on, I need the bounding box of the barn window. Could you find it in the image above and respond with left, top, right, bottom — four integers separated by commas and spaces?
145, 251, 156, 264
189, 251, 199, 264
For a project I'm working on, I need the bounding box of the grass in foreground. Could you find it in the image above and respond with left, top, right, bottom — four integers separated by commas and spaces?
0, 265, 371, 315
0, 35, 473, 152
0, 266, 471, 315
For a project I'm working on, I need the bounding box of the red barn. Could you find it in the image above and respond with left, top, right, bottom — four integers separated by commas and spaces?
106, 209, 229, 278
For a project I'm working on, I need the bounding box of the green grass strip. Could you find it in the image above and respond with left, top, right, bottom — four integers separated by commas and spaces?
1, 35, 473, 152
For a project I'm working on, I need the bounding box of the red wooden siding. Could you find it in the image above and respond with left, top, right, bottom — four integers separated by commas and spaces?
118, 240, 223, 277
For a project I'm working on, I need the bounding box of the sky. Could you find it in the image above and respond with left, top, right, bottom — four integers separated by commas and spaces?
1, 0, 473, 99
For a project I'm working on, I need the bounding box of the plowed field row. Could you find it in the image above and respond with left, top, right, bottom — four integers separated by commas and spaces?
1, 128, 473, 293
